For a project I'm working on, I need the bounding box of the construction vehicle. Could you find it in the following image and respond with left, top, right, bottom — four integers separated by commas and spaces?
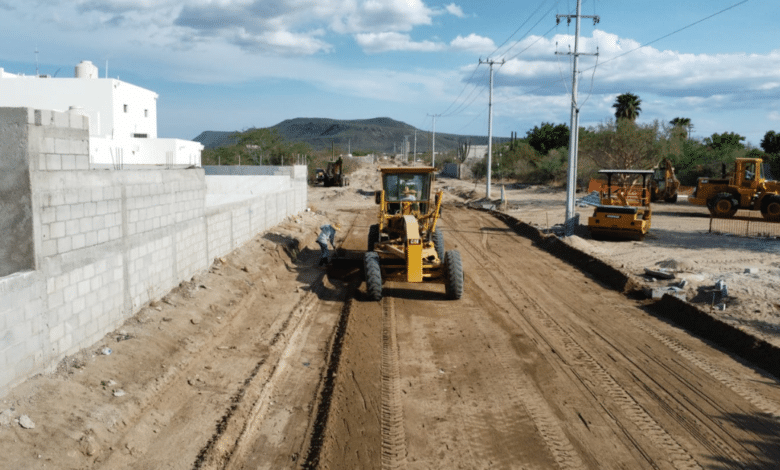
688, 157, 780, 221
587, 169, 654, 241
364, 167, 463, 301
649, 158, 680, 203
314, 168, 326, 184
322, 158, 349, 187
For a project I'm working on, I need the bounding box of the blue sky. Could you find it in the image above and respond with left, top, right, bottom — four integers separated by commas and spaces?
1, 0, 777, 148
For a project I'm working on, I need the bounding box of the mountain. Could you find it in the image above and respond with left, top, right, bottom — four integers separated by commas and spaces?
193, 117, 506, 153
192, 130, 240, 149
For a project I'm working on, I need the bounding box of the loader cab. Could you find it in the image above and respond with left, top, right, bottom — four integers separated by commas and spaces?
738, 159, 760, 189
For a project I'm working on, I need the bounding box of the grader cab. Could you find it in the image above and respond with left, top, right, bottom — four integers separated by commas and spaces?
364, 167, 463, 301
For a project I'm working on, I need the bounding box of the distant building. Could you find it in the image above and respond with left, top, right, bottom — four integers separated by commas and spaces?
0, 60, 202, 167
464, 145, 488, 160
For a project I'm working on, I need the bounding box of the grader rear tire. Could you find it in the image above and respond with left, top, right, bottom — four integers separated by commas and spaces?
444, 250, 464, 300
364, 251, 382, 301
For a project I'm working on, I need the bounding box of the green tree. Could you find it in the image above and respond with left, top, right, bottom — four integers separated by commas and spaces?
525, 122, 569, 155
238, 128, 285, 165
760, 130, 780, 154
579, 119, 661, 170
669, 117, 693, 140
612, 93, 642, 121
760, 130, 780, 179
704, 131, 745, 152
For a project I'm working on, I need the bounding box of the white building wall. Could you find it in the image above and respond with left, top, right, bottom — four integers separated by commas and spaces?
0, 77, 116, 138
0, 107, 306, 397
0, 62, 200, 167
111, 80, 158, 139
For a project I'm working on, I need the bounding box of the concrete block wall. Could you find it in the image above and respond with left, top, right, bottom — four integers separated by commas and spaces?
0, 107, 307, 397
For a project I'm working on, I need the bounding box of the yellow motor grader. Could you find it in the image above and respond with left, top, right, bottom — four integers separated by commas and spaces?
364, 167, 463, 301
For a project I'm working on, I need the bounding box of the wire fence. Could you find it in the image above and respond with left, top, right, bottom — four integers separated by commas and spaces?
709, 211, 780, 238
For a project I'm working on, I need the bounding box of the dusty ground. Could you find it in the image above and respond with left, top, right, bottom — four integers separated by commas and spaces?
1, 162, 780, 469
440, 177, 780, 347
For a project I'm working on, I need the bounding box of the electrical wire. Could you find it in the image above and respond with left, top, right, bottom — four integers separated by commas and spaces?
581, 0, 750, 72
434, 0, 562, 119
490, 0, 560, 58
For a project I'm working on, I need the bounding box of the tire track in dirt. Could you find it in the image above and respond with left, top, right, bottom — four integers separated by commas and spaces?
463, 295, 587, 470
446, 209, 704, 468
193, 289, 321, 469
458, 207, 780, 465
380, 298, 407, 470
623, 314, 780, 418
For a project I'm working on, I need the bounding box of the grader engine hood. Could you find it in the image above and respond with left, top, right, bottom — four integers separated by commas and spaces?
402, 215, 423, 282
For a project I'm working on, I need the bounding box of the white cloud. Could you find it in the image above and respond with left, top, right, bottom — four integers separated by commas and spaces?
329, 0, 434, 34
355, 32, 444, 53
450, 34, 494, 53
489, 30, 780, 102
444, 3, 465, 18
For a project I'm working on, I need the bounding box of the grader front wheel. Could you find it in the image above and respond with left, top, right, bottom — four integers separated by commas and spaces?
364, 251, 382, 301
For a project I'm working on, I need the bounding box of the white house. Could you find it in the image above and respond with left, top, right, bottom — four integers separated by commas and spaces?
0, 60, 202, 167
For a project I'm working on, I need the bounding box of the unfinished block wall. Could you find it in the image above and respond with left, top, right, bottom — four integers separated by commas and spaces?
0, 107, 306, 396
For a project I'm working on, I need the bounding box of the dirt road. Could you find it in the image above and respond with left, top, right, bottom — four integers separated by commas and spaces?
3, 166, 780, 469
313, 205, 780, 469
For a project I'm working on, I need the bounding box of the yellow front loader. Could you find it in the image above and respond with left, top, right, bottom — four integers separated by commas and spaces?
364, 167, 463, 301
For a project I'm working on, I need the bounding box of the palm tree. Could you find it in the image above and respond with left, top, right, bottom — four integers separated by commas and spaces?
612, 93, 642, 121
669, 117, 693, 139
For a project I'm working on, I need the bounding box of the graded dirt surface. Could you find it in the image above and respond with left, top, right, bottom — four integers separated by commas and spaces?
2, 162, 780, 469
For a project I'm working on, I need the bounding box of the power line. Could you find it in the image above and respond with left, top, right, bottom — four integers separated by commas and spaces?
582, 0, 750, 72
436, 0, 562, 118
489, 0, 559, 58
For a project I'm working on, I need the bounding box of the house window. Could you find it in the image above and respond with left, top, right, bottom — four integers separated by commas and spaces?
144, 109, 148, 117
123, 104, 128, 113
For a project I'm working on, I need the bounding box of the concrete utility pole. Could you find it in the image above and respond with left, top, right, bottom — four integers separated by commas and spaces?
556, 0, 599, 236
479, 58, 504, 199
403, 135, 410, 163
427, 114, 440, 168
413, 130, 417, 162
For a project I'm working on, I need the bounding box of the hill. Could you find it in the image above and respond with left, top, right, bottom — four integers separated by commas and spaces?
194, 117, 506, 154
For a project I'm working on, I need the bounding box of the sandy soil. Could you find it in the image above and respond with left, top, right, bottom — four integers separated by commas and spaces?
439, 177, 780, 348
1, 162, 779, 469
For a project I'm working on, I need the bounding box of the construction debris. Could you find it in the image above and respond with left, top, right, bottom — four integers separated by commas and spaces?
644, 267, 675, 280
643, 286, 686, 301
